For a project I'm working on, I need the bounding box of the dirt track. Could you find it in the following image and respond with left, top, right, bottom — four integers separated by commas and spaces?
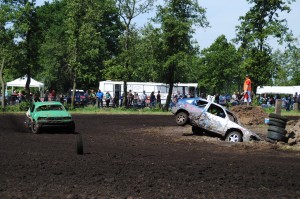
1, 114, 300, 198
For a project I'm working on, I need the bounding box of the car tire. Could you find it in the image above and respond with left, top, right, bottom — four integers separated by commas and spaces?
267, 130, 286, 142
267, 125, 287, 135
269, 113, 288, 122
76, 134, 83, 155
175, 112, 188, 126
31, 120, 40, 134
268, 120, 286, 128
225, 131, 242, 142
192, 126, 203, 135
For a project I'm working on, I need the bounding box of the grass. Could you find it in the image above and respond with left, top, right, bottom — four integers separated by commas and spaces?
263, 107, 300, 116
69, 105, 171, 115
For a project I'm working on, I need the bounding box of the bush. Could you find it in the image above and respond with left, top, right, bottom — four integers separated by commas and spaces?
19, 101, 31, 111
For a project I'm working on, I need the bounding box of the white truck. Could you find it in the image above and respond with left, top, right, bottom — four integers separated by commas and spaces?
99, 80, 198, 105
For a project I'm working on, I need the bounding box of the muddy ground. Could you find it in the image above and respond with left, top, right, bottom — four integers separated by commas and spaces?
1, 111, 300, 198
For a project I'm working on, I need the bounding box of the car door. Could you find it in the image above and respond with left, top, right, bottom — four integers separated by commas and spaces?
198, 103, 228, 135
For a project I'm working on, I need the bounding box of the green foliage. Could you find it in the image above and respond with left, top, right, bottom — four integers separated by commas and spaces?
235, 0, 296, 90
3, 101, 31, 112
155, 0, 209, 109
199, 35, 241, 95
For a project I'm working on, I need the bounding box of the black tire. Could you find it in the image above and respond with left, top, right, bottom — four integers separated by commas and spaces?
269, 113, 288, 122
267, 130, 286, 142
76, 134, 83, 155
31, 120, 40, 134
267, 125, 287, 135
269, 117, 287, 125
175, 112, 188, 126
192, 126, 203, 135
268, 120, 286, 128
225, 131, 242, 142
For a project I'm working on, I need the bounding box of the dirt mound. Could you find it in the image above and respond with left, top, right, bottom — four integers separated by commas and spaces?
286, 120, 300, 145
230, 105, 268, 125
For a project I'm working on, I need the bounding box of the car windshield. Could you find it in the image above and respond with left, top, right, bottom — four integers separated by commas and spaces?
36, 105, 65, 111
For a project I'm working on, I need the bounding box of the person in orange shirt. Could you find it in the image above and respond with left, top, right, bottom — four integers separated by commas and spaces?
243, 74, 252, 106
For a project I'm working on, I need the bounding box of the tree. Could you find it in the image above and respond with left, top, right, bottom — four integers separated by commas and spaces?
115, 0, 155, 106
0, 0, 19, 109
36, 0, 121, 94
64, 0, 121, 108
155, 0, 209, 110
11, 0, 40, 100
235, 0, 295, 91
199, 35, 241, 95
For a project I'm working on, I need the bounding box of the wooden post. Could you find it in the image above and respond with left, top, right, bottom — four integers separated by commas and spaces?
275, 99, 282, 115
294, 103, 299, 111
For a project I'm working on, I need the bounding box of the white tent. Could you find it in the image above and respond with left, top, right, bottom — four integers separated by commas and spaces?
256, 86, 298, 95
6, 76, 44, 91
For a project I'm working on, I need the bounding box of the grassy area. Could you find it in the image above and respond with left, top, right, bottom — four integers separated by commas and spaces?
263, 107, 300, 116
69, 105, 171, 115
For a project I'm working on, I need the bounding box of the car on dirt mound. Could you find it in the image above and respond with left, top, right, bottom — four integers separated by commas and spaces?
25, 101, 75, 134
171, 97, 261, 142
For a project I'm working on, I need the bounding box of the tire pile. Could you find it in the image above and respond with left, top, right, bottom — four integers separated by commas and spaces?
267, 113, 289, 142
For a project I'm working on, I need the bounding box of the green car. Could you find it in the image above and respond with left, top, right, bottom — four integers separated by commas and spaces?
25, 101, 75, 134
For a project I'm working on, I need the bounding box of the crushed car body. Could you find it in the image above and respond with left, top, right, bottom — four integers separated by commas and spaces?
171, 96, 261, 142
25, 101, 75, 134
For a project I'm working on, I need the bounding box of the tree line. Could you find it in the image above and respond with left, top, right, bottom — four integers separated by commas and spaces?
1, 0, 299, 109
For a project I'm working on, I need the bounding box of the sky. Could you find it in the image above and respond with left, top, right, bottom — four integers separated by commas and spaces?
36, 0, 300, 50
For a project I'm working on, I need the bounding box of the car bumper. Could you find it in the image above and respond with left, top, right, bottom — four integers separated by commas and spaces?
37, 121, 75, 128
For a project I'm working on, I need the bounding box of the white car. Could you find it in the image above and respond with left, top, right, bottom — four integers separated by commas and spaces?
171, 97, 261, 142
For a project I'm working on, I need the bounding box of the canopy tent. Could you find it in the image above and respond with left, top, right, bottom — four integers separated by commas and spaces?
6, 76, 44, 92
256, 86, 299, 95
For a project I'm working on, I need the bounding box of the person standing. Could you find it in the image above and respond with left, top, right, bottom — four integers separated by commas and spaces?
141, 91, 147, 108
84, 90, 90, 106
156, 91, 161, 107
127, 90, 133, 107
44, 90, 49, 102
90, 89, 96, 106
96, 89, 104, 108
150, 91, 156, 107
243, 74, 252, 107
105, 92, 111, 107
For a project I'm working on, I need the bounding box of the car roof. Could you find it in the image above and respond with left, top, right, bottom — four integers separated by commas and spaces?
33, 101, 63, 106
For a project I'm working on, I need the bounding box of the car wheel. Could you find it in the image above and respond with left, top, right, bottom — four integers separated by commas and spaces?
268, 125, 287, 135
31, 120, 40, 134
175, 112, 188, 126
192, 126, 203, 135
268, 120, 286, 128
76, 134, 83, 155
267, 130, 286, 142
225, 131, 242, 142
269, 113, 288, 122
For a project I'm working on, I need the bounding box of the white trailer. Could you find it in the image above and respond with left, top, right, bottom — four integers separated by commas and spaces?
99, 80, 198, 105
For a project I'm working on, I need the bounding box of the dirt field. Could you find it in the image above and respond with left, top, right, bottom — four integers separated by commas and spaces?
1, 112, 300, 198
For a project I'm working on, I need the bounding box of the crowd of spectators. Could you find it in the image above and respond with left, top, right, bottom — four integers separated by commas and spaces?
2, 88, 300, 111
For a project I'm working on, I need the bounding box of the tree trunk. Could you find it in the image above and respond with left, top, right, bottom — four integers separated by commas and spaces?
275, 99, 282, 115
123, 81, 127, 107
71, 75, 76, 109
164, 82, 174, 111
0, 58, 6, 110
25, 70, 31, 101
